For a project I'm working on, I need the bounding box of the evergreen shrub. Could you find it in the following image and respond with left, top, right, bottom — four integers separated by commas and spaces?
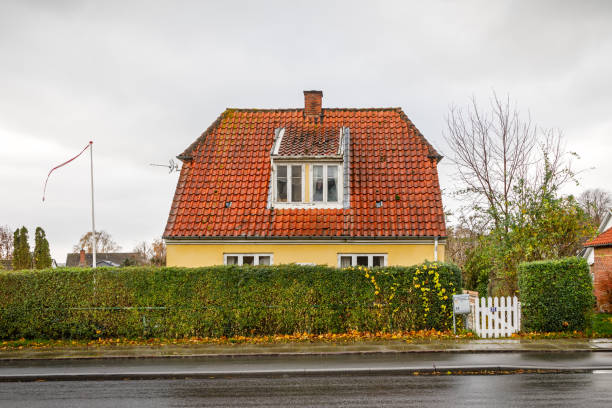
518, 257, 594, 332
0, 262, 461, 339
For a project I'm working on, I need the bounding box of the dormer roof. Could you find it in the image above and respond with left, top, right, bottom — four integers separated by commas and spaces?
273, 125, 343, 158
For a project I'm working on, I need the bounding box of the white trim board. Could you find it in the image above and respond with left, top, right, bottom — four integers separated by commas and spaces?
166, 239, 445, 245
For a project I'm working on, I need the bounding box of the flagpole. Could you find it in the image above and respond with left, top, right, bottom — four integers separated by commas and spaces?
89, 141, 97, 268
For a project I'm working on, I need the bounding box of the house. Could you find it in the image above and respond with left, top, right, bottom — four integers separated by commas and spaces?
163, 90, 446, 267
583, 210, 612, 312
582, 209, 612, 267
65, 249, 145, 268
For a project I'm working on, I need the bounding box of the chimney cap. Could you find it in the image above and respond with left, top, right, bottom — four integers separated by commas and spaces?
303, 90, 323, 95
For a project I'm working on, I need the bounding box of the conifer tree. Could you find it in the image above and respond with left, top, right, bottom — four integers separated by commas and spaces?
12, 226, 31, 270
34, 227, 52, 269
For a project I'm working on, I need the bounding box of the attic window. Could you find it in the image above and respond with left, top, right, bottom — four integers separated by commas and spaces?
272, 162, 342, 208
225, 201, 232, 208
276, 165, 303, 203
312, 165, 338, 203
375, 200, 383, 208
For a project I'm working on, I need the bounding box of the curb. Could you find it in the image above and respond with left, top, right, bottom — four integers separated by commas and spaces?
1, 366, 612, 382
1, 348, 611, 362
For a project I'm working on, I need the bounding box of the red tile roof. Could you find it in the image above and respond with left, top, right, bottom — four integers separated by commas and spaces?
164, 107, 446, 239
277, 125, 341, 156
584, 227, 612, 248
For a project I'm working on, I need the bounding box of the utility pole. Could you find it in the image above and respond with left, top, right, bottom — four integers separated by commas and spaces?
90, 141, 97, 268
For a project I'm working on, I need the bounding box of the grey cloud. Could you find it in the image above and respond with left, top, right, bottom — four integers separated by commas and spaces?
1, 0, 610, 260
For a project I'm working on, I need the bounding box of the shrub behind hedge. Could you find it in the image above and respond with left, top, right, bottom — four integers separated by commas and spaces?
0, 262, 461, 339
518, 257, 594, 332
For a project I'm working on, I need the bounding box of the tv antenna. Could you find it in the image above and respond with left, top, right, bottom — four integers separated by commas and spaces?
150, 158, 181, 173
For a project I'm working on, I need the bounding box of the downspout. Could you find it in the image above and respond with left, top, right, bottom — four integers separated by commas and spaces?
434, 236, 438, 262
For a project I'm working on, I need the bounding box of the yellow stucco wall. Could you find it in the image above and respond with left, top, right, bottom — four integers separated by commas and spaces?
166, 242, 446, 267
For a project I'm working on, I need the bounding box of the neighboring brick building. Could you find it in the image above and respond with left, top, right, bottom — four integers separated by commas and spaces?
65, 249, 145, 267
584, 227, 612, 312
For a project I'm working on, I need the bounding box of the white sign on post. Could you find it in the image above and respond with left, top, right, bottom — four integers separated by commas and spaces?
452, 294, 471, 334
453, 294, 470, 314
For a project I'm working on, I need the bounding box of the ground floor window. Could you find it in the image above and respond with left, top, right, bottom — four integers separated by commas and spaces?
224, 254, 273, 266
338, 254, 387, 268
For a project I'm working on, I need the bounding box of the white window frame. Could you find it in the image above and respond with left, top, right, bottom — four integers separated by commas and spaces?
337, 254, 387, 268
224, 253, 274, 266
272, 161, 343, 209
310, 164, 340, 204
274, 163, 305, 204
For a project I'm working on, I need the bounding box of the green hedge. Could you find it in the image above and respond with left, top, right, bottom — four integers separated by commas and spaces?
518, 257, 594, 332
0, 263, 461, 339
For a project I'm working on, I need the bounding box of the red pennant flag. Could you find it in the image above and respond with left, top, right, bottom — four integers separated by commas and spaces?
42, 142, 92, 201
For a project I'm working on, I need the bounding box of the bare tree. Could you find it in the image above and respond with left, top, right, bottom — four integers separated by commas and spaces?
444, 92, 576, 230
73, 230, 120, 253
579, 188, 612, 228
444, 206, 490, 267
0, 225, 13, 259
134, 238, 166, 266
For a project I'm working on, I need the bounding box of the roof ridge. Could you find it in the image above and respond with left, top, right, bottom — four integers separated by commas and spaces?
223, 107, 403, 112
177, 107, 405, 160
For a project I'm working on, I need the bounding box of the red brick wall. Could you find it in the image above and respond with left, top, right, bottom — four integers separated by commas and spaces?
593, 246, 612, 312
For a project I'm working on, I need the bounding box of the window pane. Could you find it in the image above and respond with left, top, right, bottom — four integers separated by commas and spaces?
372, 256, 385, 267
226, 256, 238, 265
313, 165, 323, 201
340, 256, 352, 268
356, 256, 368, 266
258, 256, 271, 265
327, 166, 338, 202
243, 256, 255, 265
291, 165, 302, 202
277, 165, 287, 202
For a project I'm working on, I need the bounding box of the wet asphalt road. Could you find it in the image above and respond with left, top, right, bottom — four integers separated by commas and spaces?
1, 373, 612, 407
1, 352, 612, 379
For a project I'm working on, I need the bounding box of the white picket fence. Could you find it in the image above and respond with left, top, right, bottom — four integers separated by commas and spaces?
473, 296, 521, 338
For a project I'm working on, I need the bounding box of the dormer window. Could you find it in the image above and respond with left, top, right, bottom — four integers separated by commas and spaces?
312, 164, 338, 203
272, 162, 341, 208
276, 164, 303, 203
269, 125, 349, 209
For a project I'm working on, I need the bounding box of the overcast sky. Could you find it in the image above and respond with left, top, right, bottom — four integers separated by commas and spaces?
1, 0, 611, 262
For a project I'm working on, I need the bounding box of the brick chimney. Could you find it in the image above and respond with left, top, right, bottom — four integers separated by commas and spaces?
79, 249, 86, 267
304, 90, 323, 119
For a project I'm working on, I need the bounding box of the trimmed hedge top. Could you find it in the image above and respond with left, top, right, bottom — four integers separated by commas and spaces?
0, 262, 461, 339
518, 257, 594, 332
